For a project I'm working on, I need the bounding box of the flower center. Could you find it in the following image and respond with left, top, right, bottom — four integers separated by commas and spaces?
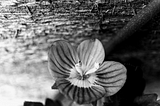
77, 73, 91, 80
75, 61, 99, 80
67, 61, 99, 88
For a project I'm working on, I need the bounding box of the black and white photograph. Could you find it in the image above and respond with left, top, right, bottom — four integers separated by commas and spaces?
0, 0, 160, 106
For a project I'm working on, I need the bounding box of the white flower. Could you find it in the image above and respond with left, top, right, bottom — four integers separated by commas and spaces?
48, 39, 127, 104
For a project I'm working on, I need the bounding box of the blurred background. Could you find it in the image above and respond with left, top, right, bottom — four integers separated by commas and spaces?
0, 0, 160, 106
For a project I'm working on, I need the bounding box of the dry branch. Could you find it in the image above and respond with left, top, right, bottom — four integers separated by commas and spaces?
103, 0, 160, 56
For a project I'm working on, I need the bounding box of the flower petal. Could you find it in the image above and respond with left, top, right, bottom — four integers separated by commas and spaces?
95, 61, 127, 96
77, 39, 105, 70
56, 79, 106, 104
48, 40, 79, 80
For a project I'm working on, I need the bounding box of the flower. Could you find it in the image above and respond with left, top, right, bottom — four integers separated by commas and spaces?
48, 39, 127, 104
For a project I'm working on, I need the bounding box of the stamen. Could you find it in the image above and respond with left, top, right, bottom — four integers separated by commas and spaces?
75, 61, 83, 76
85, 62, 100, 75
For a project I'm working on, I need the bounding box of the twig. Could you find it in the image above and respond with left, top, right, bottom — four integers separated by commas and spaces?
103, 0, 160, 56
